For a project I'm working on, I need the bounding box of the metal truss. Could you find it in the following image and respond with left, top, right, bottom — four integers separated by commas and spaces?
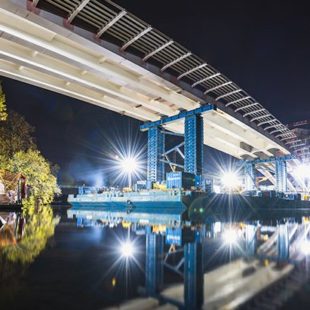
163, 244, 184, 278
161, 141, 185, 172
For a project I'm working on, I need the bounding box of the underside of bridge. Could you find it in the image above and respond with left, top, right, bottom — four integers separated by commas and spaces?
0, 0, 298, 161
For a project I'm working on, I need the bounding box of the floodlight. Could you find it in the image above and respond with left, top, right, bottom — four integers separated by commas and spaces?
221, 172, 240, 189
222, 228, 238, 245
120, 240, 135, 258
120, 157, 138, 174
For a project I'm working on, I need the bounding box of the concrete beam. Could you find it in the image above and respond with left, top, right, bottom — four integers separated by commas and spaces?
0, 7, 197, 111
0, 59, 157, 121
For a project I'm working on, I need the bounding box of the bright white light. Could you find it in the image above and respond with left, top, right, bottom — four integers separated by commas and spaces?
294, 164, 310, 179
214, 222, 222, 234
221, 171, 241, 189
222, 229, 238, 245
300, 240, 310, 256
120, 157, 138, 174
213, 185, 221, 194
120, 240, 135, 258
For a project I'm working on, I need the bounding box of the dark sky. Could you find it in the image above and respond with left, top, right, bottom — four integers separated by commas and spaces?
1, 0, 310, 185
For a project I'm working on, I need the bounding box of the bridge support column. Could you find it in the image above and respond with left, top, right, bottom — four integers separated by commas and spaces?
147, 126, 165, 183
275, 158, 287, 193
184, 229, 204, 309
244, 162, 256, 191
184, 114, 204, 176
277, 224, 289, 263
145, 227, 164, 296
245, 224, 257, 257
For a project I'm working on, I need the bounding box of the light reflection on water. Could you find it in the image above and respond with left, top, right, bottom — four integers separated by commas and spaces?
0, 205, 309, 309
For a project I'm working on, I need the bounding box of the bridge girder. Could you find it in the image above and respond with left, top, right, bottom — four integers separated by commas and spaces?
0, 0, 291, 161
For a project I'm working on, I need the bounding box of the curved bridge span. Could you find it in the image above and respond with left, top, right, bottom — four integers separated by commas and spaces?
0, 0, 299, 160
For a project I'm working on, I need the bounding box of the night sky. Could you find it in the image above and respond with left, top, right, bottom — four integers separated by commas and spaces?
1, 0, 310, 185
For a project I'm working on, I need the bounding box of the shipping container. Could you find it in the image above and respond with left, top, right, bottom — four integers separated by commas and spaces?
166, 171, 195, 189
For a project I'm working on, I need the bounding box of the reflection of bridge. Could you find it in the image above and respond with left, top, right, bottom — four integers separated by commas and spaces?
69, 206, 310, 309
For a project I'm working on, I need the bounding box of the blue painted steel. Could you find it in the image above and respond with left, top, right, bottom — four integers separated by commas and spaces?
140, 104, 215, 131
245, 225, 257, 257
275, 158, 287, 193
166, 171, 195, 189
184, 232, 204, 309
77, 217, 83, 227
244, 162, 256, 191
69, 200, 187, 226
277, 224, 289, 262
166, 227, 183, 246
205, 177, 213, 193
145, 229, 164, 296
147, 126, 165, 182
184, 114, 204, 175
247, 154, 294, 165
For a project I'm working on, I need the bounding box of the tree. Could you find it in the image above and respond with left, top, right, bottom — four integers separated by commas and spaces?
0, 82, 7, 121
0, 111, 35, 158
7, 150, 60, 204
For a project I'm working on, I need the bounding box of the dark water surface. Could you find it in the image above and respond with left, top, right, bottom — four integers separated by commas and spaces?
0, 211, 228, 310
2, 207, 310, 310
1, 219, 146, 310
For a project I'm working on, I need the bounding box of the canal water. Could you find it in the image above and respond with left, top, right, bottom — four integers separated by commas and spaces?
1, 207, 310, 309
0, 207, 238, 309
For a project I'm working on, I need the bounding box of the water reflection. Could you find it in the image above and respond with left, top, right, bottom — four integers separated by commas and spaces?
0, 200, 57, 281
1, 203, 310, 309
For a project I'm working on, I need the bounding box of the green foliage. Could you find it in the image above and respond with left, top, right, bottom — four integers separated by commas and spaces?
0, 109, 59, 203
0, 110, 35, 158
0, 82, 7, 121
7, 150, 60, 204
0, 83, 60, 285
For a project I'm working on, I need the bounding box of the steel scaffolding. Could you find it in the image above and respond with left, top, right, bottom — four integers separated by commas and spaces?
147, 126, 165, 182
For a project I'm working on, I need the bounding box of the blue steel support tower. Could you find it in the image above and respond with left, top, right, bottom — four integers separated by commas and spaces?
142, 105, 215, 183
147, 126, 165, 182
244, 162, 256, 191
184, 114, 204, 175
275, 158, 287, 193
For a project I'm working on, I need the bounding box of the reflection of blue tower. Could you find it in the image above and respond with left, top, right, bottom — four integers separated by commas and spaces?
145, 227, 164, 296
184, 229, 205, 309
144, 226, 206, 309
245, 224, 257, 257
277, 224, 289, 262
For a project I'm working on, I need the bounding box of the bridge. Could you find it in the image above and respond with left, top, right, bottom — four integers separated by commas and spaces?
2, 3, 310, 308
0, 0, 305, 192
0, 1, 299, 157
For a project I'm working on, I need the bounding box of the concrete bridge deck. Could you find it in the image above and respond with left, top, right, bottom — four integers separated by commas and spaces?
0, 0, 298, 160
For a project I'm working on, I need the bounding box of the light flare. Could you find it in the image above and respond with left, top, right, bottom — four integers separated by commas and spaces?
120, 240, 135, 258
